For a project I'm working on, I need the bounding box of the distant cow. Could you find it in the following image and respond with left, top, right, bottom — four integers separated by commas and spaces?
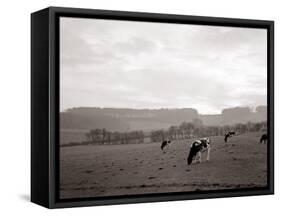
260, 134, 267, 144
161, 140, 171, 152
187, 138, 211, 165
224, 131, 236, 143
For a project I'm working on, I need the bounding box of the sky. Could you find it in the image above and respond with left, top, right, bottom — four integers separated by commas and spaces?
60, 17, 267, 114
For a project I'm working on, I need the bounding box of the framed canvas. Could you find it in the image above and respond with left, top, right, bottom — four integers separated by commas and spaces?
31, 6, 274, 208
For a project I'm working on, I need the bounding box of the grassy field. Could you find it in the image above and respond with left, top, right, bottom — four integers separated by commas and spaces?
60, 129, 88, 145
60, 132, 267, 199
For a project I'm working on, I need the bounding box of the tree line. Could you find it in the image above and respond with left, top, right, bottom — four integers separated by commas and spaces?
85, 128, 144, 145
150, 120, 267, 142
84, 120, 267, 145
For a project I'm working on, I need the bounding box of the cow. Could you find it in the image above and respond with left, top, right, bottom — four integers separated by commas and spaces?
161, 140, 171, 153
224, 131, 236, 143
187, 138, 211, 165
260, 134, 267, 144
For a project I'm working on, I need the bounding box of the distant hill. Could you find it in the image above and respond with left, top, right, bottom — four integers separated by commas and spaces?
60, 106, 267, 132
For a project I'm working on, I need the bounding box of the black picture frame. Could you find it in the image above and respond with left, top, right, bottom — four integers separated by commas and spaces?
31, 6, 274, 209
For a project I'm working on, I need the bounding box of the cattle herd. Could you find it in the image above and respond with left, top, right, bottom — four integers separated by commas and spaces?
161, 132, 267, 165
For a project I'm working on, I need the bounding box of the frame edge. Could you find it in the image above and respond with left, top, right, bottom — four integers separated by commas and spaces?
31, 8, 51, 208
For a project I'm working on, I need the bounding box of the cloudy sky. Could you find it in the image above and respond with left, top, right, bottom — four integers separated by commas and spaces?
60, 17, 267, 114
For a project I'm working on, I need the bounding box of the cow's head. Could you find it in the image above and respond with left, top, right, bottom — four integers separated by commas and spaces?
202, 138, 210, 147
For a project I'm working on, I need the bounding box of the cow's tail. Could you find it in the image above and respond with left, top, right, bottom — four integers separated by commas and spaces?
187, 148, 195, 165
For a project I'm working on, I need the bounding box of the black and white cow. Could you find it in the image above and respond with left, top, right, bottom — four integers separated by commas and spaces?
260, 134, 267, 144
187, 138, 211, 165
224, 131, 236, 143
161, 140, 171, 152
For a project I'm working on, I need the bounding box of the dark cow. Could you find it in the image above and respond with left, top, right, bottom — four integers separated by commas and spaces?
187, 138, 211, 165
224, 131, 236, 143
161, 140, 171, 152
260, 134, 267, 144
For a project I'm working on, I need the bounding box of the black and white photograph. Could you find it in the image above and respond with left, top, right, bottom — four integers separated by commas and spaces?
59, 16, 269, 200
1, 0, 280, 213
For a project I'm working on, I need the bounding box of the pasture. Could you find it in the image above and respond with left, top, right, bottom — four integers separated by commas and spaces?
60, 132, 267, 199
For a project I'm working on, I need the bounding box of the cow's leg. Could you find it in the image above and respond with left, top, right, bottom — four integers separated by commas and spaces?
198, 152, 202, 163
194, 154, 197, 162
194, 153, 199, 163
206, 147, 210, 161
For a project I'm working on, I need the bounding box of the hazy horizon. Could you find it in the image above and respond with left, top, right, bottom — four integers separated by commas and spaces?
61, 104, 267, 115
60, 17, 267, 115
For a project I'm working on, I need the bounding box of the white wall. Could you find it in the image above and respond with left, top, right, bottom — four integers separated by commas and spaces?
0, 0, 279, 214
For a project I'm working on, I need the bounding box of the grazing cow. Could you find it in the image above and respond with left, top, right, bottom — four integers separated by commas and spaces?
187, 138, 211, 165
260, 134, 267, 144
161, 140, 171, 152
224, 131, 236, 143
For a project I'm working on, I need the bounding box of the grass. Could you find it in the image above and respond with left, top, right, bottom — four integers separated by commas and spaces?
60, 132, 267, 199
